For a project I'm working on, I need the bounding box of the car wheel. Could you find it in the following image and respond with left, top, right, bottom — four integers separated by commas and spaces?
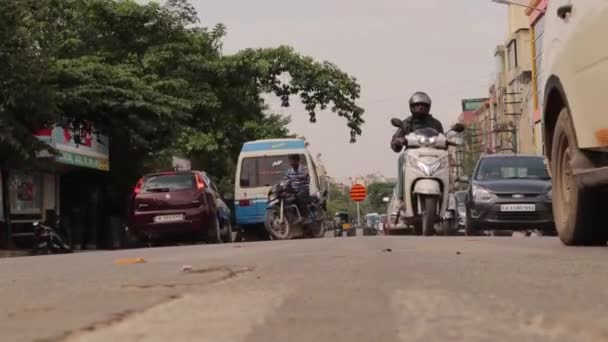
206, 216, 222, 244
465, 217, 478, 237
552, 108, 607, 246
221, 220, 233, 243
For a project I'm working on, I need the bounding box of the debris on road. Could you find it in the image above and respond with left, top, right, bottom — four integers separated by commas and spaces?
383, 248, 392, 253
114, 257, 146, 265
456, 251, 461, 255
181, 265, 193, 273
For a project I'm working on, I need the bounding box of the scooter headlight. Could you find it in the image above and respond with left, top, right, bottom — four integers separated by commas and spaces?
417, 135, 437, 146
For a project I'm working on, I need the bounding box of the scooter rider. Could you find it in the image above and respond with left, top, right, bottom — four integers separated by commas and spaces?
285, 154, 314, 224
390, 92, 444, 216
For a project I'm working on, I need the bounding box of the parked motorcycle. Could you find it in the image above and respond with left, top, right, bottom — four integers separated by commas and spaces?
391, 118, 465, 236
265, 181, 327, 240
32, 221, 72, 254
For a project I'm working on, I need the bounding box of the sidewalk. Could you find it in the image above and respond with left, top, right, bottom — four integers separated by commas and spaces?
0, 249, 31, 258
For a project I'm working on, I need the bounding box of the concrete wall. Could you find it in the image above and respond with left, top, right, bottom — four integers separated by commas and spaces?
507, 4, 530, 36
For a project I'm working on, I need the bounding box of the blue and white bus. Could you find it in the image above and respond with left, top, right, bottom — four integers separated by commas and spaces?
234, 139, 323, 230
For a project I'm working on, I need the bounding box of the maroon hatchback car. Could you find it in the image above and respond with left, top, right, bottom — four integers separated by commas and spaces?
127, 171, 232, 245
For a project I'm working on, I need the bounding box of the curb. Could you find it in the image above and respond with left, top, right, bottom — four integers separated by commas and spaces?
0, 250, 31, 258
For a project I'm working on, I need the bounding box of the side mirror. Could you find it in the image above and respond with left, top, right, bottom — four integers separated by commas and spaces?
390, 118, 403, 128
223, 193, 234, 201
451, 123, 466, 133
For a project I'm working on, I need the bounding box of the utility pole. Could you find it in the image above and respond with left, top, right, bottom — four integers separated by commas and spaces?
1, 168, 13, 248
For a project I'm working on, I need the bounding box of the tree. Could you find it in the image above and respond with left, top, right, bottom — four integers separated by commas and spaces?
366, 182, 396, 213
0, 0, 59, 164
0, 0, 366, 197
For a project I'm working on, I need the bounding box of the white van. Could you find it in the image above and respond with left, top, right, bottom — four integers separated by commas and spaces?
234, 139, 323, 229
541, 1, 608, 245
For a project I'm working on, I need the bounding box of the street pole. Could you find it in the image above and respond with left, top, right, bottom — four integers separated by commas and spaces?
357, 202, 360, 226
1, 168, 13, 248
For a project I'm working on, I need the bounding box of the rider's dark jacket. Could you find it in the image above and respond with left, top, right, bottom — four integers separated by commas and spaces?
390, 114, 444, 152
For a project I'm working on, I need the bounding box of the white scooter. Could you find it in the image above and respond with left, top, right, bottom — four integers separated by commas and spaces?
391, 118, 465, 236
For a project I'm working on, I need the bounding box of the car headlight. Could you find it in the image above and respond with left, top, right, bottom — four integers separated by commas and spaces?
407, 155, 448, 176
546, 189, 552, 200
472, 185, 494, 202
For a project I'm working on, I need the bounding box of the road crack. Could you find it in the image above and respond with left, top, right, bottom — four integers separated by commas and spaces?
121, 265, 254, 290
37, 265, 255, 342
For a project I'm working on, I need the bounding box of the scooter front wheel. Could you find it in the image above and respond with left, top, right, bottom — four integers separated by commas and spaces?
421, 196, 437, 236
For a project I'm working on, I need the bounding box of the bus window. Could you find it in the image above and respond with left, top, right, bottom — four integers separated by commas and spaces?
239, 154, 308, 188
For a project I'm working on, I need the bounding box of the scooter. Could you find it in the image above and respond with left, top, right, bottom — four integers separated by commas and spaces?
32, 221, 73, 254
391, 118, 465, 236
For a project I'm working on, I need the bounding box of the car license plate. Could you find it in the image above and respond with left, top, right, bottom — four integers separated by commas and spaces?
153, 214, 185, 223
500, 204, 535, 212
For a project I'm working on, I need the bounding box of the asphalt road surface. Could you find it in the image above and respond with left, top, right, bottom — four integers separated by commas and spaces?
2, 235, 608, 342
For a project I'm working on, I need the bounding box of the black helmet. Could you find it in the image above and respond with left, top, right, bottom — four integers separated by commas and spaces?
409, 92, 432, 114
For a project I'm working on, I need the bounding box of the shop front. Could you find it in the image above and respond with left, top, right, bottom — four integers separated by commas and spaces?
1, 125, 110, 249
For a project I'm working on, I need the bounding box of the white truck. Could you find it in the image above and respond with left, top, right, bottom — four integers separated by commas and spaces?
542, 1, 608, 245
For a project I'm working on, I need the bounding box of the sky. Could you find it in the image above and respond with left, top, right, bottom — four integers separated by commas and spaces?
190, 0, 507, 181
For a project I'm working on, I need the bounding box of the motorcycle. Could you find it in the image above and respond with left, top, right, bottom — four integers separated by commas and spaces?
391, 118, 465, 236
32, 221, 72, 254
333, 212, 350, 237
334, 222, 343, 237
265, 181, 327, 240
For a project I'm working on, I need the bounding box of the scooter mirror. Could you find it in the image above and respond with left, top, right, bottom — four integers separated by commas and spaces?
390, 118, 403, 128
451, 123, 466, 133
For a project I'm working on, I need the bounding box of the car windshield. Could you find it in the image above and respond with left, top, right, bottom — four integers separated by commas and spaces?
475, 157, 550, 181
142, 173, 195, 193
240, 154, 308, 188
413, 127, 439, 137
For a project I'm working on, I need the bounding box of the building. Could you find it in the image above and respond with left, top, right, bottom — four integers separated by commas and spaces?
474, 100, 493, 154
458, 111, 477, 126
485, 2, 539, 155
526, 0, 549, 156
1, 125, 111, 249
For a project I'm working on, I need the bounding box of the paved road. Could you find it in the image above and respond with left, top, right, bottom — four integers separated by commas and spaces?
2, 235, 608, 342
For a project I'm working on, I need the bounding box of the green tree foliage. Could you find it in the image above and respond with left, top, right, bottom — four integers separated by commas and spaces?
0, 0, 364, 193
366, 182, 396, 213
